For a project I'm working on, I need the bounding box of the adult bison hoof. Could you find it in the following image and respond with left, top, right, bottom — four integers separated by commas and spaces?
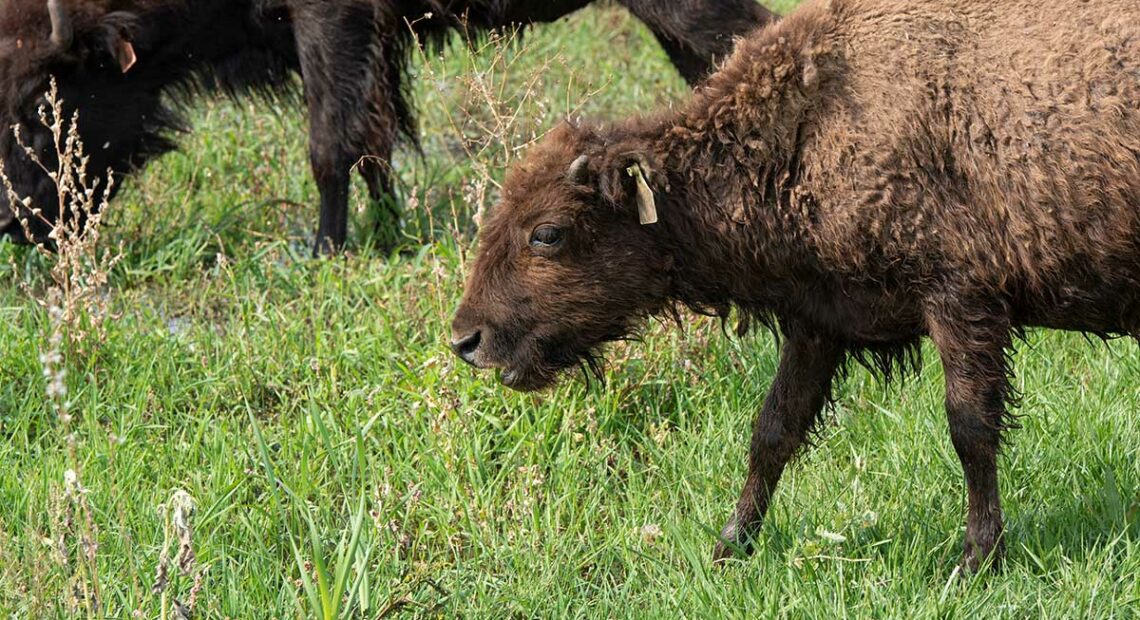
712, 520, 754, 564
959, 536, 1005, 573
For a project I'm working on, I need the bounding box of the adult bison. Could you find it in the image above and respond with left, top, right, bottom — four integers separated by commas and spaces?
0, 0, 775, 254
450, 0, 1140, 570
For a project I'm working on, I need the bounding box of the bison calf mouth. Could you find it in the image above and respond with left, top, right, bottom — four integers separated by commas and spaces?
449, 323, 602, 392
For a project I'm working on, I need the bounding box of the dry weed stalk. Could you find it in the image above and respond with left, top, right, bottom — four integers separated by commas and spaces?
0, 78, 123, 618
407, 17, 607, 243
1, 78, 122, 353
148, 490, 203, 620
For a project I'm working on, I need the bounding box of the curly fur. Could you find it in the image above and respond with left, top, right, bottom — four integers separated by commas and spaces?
453, 0, 1140, 568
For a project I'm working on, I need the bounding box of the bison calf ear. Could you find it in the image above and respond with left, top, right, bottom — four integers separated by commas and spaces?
598, 155, 660, 225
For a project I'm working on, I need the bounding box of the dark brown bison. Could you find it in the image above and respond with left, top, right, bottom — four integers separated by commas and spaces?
451, 0, 1140, 570
0, 0, 775, 254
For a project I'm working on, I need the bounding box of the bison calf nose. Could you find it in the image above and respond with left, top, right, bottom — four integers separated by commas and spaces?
450, 330, 483, 366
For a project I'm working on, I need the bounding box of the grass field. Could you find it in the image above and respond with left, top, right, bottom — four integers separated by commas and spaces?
2, 1, 1140, 617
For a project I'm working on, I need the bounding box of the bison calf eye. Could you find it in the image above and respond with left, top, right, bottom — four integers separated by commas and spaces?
529, 225, 564, 248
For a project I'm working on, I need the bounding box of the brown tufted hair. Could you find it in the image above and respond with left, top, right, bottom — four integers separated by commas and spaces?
452, 0, 1140, 570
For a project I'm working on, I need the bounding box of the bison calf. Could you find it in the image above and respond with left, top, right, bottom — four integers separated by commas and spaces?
451, 0, 1140, 570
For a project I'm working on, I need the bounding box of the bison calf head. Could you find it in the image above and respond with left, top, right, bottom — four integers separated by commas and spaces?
1, 0, 157, 242
451, 123, 673, 391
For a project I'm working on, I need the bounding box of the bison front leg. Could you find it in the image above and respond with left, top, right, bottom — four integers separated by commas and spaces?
714, 326, 844, 562
308, 138, 352, 255
294, 20, 355, 255
293, 3, 399, 255
927, 311, 1014, 572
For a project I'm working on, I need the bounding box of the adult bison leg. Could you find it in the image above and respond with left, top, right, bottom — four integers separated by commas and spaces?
713, 325, 844, 562
297, 49, 353, 255
618, 0, 776, 84
357, 41, 409, 252
292, 4, 393, 255
927, 307, 1014, 572
359, 157, 400, 249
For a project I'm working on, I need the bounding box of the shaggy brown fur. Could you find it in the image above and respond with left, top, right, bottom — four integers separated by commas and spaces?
0, 0, 774, 253
451, 0, 1140, 571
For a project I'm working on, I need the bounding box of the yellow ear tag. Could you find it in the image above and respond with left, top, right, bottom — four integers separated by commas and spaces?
626, 163, 657, 225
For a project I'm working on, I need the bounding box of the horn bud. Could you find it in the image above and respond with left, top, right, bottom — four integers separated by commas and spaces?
567, 154, 589, 185
47, 0, 73, 48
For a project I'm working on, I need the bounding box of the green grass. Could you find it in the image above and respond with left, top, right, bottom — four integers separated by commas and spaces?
2, 2, 1139, 617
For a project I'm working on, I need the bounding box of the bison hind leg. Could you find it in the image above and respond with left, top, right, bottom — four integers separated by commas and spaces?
358, 157, 402, 252
926, 303, 1017, 572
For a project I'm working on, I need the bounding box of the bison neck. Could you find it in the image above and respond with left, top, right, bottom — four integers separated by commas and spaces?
642, 19, 924, 344
648, 69, 825, 324
652, 163, 925, 346
653, 153, 821, 316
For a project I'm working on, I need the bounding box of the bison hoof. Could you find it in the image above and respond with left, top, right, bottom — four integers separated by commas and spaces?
712, 521, 754, 564
959, 537, 1005, 573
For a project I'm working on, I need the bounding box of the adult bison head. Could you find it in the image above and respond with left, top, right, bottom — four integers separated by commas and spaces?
450, 123, 674, 391
1, 0, 159, 242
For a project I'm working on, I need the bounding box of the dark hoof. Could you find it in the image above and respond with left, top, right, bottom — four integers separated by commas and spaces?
712, 521, 753, 565
959, 537, 1004, 573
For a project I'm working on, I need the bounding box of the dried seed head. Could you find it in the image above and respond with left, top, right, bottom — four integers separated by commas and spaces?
151, 554, 169, 595
170, 490, 197, 576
